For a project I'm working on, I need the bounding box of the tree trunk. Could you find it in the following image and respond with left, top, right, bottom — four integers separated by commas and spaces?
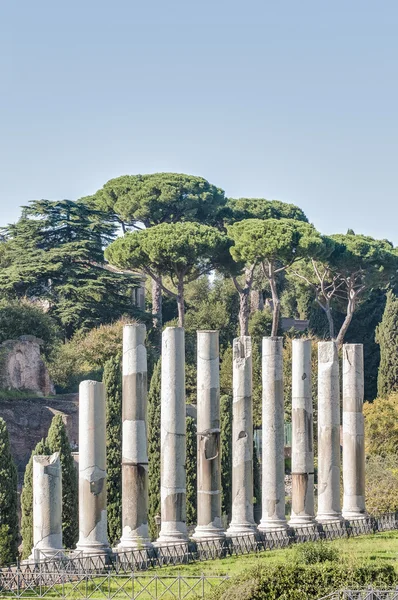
324, 303, 335, 341
269, 273, 280, 338
177, 277, 185, 328
151, 278, 162, 331
336, 299, 355, 348
238, 291, 250, 337
250, 289, 264, 314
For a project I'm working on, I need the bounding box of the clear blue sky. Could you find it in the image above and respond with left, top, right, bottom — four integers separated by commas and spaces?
1, 1, 397, 243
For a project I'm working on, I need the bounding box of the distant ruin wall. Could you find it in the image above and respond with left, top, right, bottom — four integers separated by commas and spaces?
0, 336, 55, 396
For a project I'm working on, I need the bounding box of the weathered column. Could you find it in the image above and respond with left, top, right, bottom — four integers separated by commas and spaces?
259, 337, 287, 531
76, 380, 110, 555
156, 327, 188, 543
118, 324, 151, 550
226, 336, 257, 536
193, 331, 224, 540
316, 341, 342, 523
30, 452, 63, 560
342, 344, 366, 519
289, 339, 315, 526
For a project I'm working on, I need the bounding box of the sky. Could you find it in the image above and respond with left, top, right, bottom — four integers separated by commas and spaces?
1, 1, 398, 243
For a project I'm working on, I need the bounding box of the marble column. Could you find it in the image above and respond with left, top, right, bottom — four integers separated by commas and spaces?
76, 380, 110, 555
226, 336, 257, 536
259, 337, 287, 531
316, 341, 342, 522
118, 324, 151, 550
342, 344, 366, 520
30, 452, 63, 560
156, 327, 188, 543
193, 331, 224, 540
289, 339, 315, 526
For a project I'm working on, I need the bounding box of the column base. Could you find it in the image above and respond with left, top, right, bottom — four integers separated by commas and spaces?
258, 518, 288, 532
116, 538, 153, 551
75, 541, 112, 556
316, 512, 344, 524
342, 510, 367, 520
192, 525, 226, 541
226, 523, 257, 537
288, 516, 316, 528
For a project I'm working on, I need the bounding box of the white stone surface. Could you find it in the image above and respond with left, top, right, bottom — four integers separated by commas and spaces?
76, 380, 110, 555
316, 342, 342, 523
259, 337, 287, 531
193, 331, 225, 540
342, 344, 366, 520
289, 339, 315, 526
226, 336, 256, 536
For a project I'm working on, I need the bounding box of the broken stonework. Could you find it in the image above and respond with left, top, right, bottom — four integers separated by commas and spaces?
156, 327, 188, 544
76, 380, 110, 555
193, 331, 224, 541
316, 342, 342, 523
30, 452, 63, 561
0, 336, 54, 396
342, 344, 366, 520
226, 336, 256, 536
118, 324, 151, 550
259, 337, 287, 531
289, 339, 315, 526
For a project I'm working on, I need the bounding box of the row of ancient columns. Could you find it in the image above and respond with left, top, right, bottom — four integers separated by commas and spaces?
29, 326, 366, 559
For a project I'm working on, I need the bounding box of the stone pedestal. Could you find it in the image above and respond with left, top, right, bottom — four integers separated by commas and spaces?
76, 380, 110, 555
316, 342, 342, 523
193, 331, 224, 541
289, 339, 315, 526
226, 336, 257, 536
156, 327, 188, 544
259, 337, 287, 531
30, 452, 63, 560
342, 344, 366, 520
118, 324, 151, 550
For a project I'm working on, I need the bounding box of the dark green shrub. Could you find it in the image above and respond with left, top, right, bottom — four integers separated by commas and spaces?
148, 359, 161, 540
0, 418, 18, 564
294, 541, 338, 565
186, 416, 197, 526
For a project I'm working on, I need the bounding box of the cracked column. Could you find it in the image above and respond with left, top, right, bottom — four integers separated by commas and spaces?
226, 336, 256, 536
156, 327, 188, 543
316, 341, 342, 523
118, 324, 151, 550
289, 339, 315, 526
259, 337, 287, 531
30, 452, 63, 560
342, 344, 366, 520
193, 331, 224, 540
76, 380, 110, 555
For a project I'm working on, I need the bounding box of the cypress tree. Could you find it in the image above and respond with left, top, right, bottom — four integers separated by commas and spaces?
21, 438, 50, 559
253, 438, 262, 524
220, 394, 232, 523
186, 416, 197, 526
376, 291, 398, 397
103, 354, 122, 546
148, 359, 161, 540
0, 418, 18, 564
46, 415, 78, 549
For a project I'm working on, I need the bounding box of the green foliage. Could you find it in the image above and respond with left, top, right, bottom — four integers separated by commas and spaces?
253, 439, 261, 524
85, 172, 227, 228
186, 416, 197, 527
376, 291, 398, 397
0, 300, 60, 358
363, 394, 398, 457
46, 415, 78, 549
0, 418, 18, 564
103, 355, 122, 546
365, 454, 398, 514
294, 541, 338, 564
148, 360, 161, 540
21, 438, 50, 559
226, 198, 308, 223
220, 394, 232, 522
0, 200, 141, 338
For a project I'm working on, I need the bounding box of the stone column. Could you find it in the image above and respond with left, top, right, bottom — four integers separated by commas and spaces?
316, 341, 342, 523
226, 336, 256, 536
259, 337, 287, 531
118, 324, 151, 550
342, 344, 366, 519
156, 327, 188, 543
30, 452, 63, 560
76, 380, 110, 555
193, 331, 224, 540
289, 339, 315, 526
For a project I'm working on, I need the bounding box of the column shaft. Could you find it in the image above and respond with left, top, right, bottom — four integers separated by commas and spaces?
316, 341, 341, 522
226, 336, 256, 536
193, 331, 224, 540
342, 344, 366, 519
118, 324, 151, 549
76, 380, 110, 554
289, 339, 315, 525
259, 337, 287, 531
157, 327, 188, 543
31, 452, 63, 560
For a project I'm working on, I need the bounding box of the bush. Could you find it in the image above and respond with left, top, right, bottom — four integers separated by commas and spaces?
376, 290, 398, 397
148, 360, 161, 540
294, 541, 338, 565
0, 418, 18, 564
364, 394, 398, 457
366, 454, 398, 514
